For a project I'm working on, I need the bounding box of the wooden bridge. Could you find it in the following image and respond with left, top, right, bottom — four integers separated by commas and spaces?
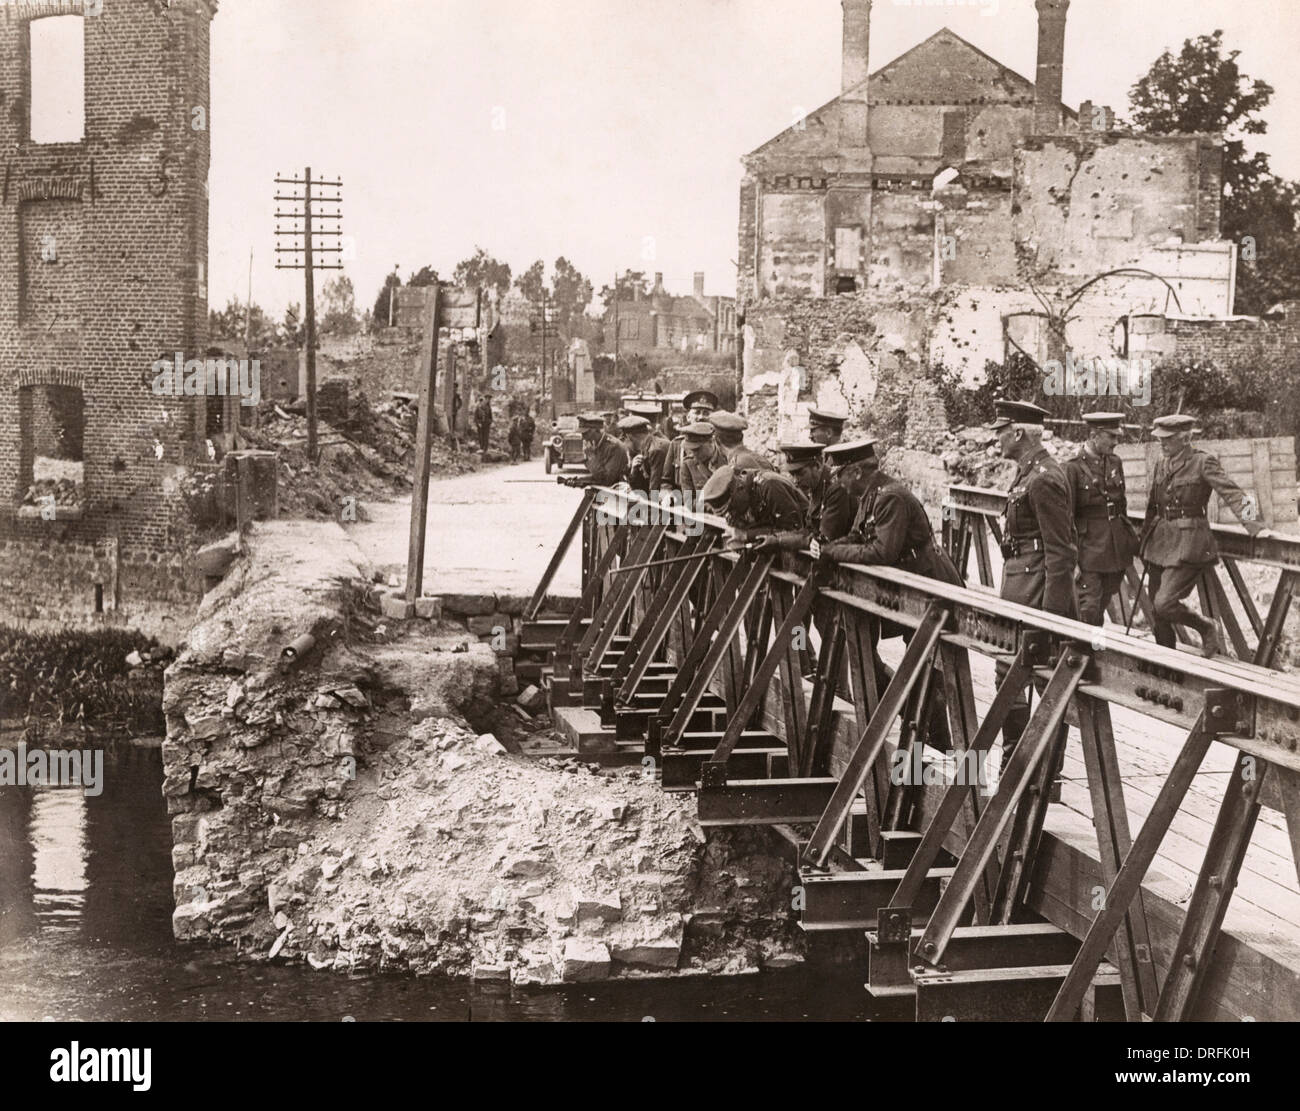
521, 486, 1300, 1021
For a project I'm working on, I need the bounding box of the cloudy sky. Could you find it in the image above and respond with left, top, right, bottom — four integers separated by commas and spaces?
207, 0, 1300, 315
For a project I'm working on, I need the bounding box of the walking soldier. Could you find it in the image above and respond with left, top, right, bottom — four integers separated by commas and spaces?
1066, 412, 1140, 626
1141, 413, 1265, 656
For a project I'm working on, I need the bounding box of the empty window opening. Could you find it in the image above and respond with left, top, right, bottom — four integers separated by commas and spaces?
18, 384, 86, 514
29, 16, 86, 144
94, 584, 104, 614
835, 276, 858, 294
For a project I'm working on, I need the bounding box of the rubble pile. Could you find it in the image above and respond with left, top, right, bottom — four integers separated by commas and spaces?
164, 520, 803, 986
239, 397, 478, 521
259, 720, 803, 983
938, 425, 1073, 490
21, 478, 84, 510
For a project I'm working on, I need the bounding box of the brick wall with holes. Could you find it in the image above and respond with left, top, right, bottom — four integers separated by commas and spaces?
0, 0, 217, 624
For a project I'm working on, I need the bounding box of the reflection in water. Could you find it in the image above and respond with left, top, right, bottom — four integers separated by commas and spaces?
29, 791, 88, 932
0, 743, 884, 1022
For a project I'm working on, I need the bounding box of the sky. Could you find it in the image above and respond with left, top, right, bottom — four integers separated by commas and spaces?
207, 0, 1300, 316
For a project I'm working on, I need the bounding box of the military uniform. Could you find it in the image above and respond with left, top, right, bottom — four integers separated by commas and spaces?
1001, 447, 1078, 619
1140, 415, 1262, 650
581, 431, 629, 487
986, 401, 1078, 758
719, 469, 808, 534
1066, 425, 1139, 625
823, 471, 963, 587
818, 447, 958, 752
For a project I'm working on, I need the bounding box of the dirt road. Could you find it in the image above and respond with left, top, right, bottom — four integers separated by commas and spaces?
346, 455, 585, 598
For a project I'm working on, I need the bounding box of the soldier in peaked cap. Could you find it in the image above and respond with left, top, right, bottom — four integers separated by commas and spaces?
779, 443, 830, 534
1066, 412, 1141, 626
710, 411, 775, 474
660, 391, 719, 500
988, 400, 1078, 618
561, 412, 629, 488
808, 407, 850, 447
618, 414, 670, 496
667, 421, 724, 503
1140, 413, 1265, 656
987, 400, 1078, 758
811, 438, 960, 751
699, 464, 809, 553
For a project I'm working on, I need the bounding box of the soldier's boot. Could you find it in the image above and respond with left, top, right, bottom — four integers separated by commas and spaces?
1191, 615, 1222, 658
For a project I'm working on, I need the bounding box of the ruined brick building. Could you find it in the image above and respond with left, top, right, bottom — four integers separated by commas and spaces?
739, 0, 1247, 446
0, 0, 216, 630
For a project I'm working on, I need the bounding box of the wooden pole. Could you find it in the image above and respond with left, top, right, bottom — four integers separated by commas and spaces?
303, 167, 318, 461
406, 284, 442, 604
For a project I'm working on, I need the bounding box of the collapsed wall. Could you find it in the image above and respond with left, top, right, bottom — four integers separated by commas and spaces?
163, 519, 803, 983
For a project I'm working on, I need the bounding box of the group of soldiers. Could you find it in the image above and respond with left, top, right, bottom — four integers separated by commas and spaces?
507, 411, 537, 462
561, 391, 1268, 666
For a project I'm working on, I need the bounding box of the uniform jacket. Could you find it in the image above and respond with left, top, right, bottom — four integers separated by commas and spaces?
1002, 447, 1078, 619
817, 476, 855, 542
728, 470, 809, 534
659, 438, 684, 492
473, 398, 492, 429
824, 471, 962, 585
628, 434, 671, 494
583, 434, 629, 488
1065, 446, 1139, 573
678, 443, 723, 496
1141, 447, 1252, 567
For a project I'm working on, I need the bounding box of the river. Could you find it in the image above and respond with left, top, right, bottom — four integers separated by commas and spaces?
0, 744, 886, 1022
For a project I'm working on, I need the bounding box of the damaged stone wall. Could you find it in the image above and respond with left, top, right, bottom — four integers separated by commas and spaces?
163, 519, 805, 984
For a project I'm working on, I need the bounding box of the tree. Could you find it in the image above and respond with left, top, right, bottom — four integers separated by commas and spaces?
372, 269, 401, 327
598, 270, 650, 313
320, 275, 360, 335
452, 247, 512, 298
209, 296, 275, 347
408, 265, 440, 288
515, 259, 546, 307
1129, 31, 1300, 313
282, 303, 305, 346
551, 256, 593, 332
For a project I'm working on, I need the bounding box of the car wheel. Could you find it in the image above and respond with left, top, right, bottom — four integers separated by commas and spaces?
544, 450, 553, 475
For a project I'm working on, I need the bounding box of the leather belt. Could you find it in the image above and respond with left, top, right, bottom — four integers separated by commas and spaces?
1007, 537, 1044, 556
1079, 507, 1126, 521
1161, 510, 1204, 521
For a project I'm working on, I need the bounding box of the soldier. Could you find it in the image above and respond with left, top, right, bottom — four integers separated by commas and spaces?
660, 390, 718, 500
560, 412, 629, 488
506, 415, 523, 463
779, 443, 830, 531
811, 440, 960, 752
811, 441, 963, 587
986, 400, 1078, 760
709, 411, 776, 473
674, 422, 725, 502
618, 414, 670, 496
1066, 412, 1140, 626
808, 407, 850, 447
989, 400, 1078, 619
1141, 413, 1266, 656
699, 464, 809, 552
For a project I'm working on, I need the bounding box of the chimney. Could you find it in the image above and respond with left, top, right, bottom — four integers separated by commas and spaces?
1034, 0, 1070, 133
839, 0, 871, 148
842, 0, 871, 92
694, 272, 705, 299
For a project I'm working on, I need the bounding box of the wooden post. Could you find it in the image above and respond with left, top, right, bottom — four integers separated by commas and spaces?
406, 285, 442, 604
302, 168, 318, 461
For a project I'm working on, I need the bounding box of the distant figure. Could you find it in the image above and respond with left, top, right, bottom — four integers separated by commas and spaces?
520, 411, 536, 461
473, 395, 493, 453
507, 416, 523, 463
452, 389, 464, 450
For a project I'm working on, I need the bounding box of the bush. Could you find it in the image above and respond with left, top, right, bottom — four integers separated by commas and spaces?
0, 627, 173, 737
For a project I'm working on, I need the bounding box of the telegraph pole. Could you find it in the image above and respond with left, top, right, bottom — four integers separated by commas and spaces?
613, 271, 619, 376
275, 167, 343, 460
